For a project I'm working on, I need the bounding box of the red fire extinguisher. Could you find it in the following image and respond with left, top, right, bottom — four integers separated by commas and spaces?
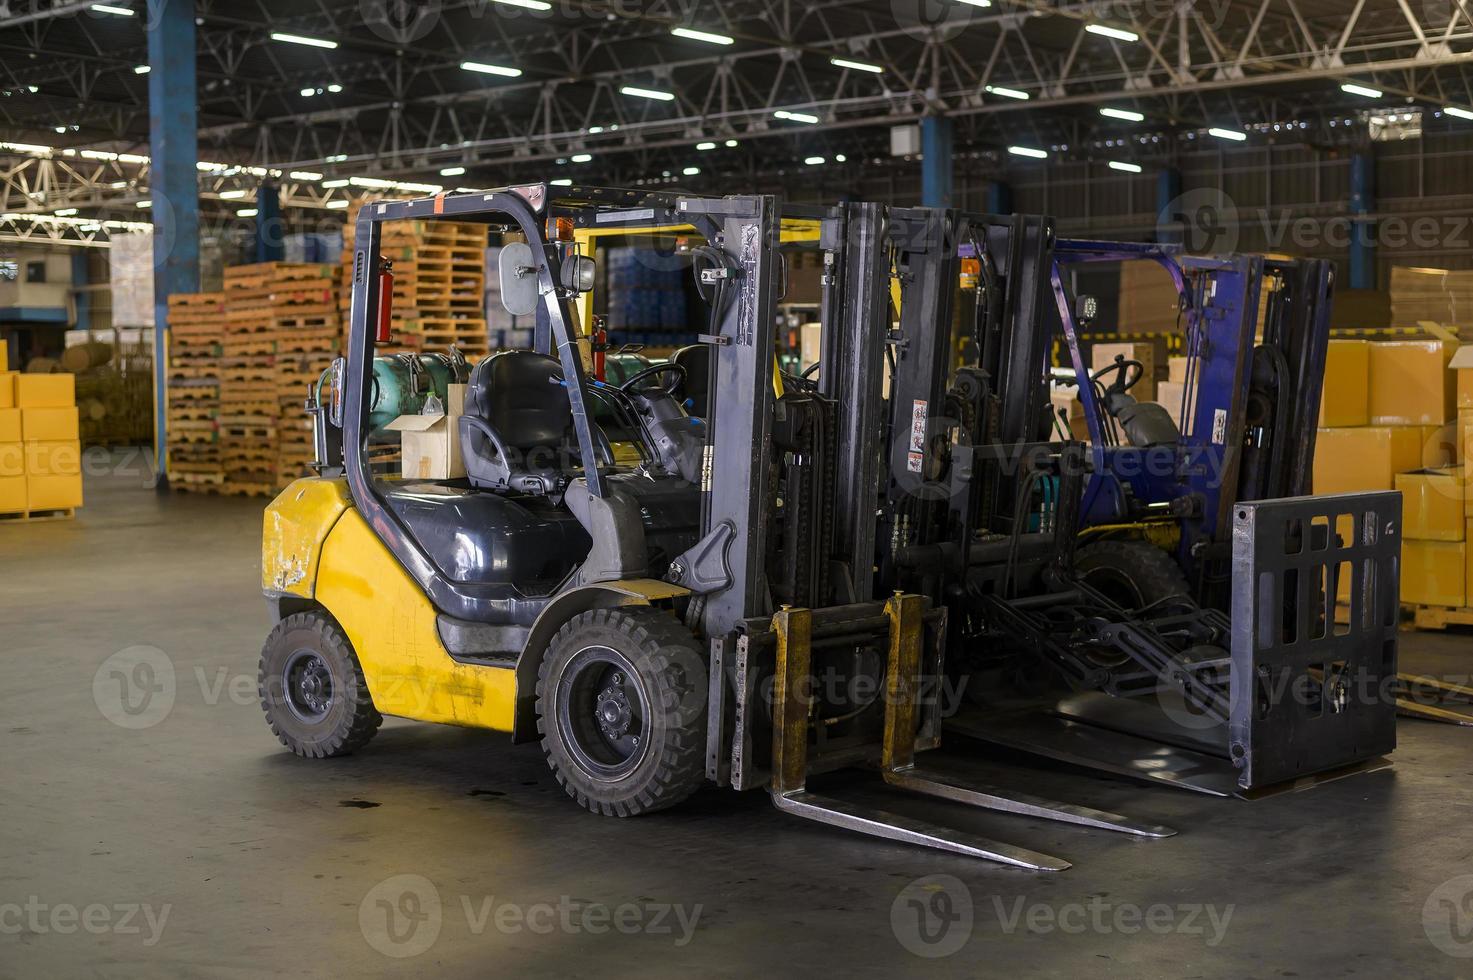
592, 314, 608, 382
375, 259, 394, 344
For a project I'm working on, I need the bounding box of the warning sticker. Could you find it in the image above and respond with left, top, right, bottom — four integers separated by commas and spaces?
907, 452, 924, 473
1211, 408, 1228, 445
910, 399, 928, 452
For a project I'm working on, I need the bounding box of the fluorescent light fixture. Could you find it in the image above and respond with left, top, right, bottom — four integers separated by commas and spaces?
219, 190, 248, 199
395, 181, 442, 194
462, 61, 522, 77
237, 208, 259, 217
119, 153, 148, 164
696, 141, 716, 150
835, 153, 846, 162
492, 0, 552, 9
620, 85, 675, 102
136, 200, 151, 208
588, 126, 605, 134
80, 149, 117, 160
774, 109, 820, 124
570, 153, 592, 163
91, 4, 135, 15
804, 156, 825, 165
300, 87, 316, 97
1208, 126, 1247, 141
325, 154, 348, 163
55, 208, 78, 216
133, 65, 150, 74
550, 178, 573, 186
322, 178, 350, 188
1085, 23, 1139, 42
440, 166, 466, 176
725, 139, 738, 147
1108, 160, 1143, 173
328, 84, 343, 93
54, 127, 68, 134
290, 171, 323, 181
1008, 145, 1047, 159
1100, 106, 1144, 122
1341, 82, 1382, 99
325, 200, 349, 209
683, 166, 700, 175
953, 0, 991, 6
830, 57, 883, 74
985, 84, 1029, 101
270, 32, 338, 49
671, 27, 734, 45
1445, 105, 1473, 120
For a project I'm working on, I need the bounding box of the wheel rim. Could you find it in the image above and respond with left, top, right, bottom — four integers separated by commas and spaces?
1080, 567, 1145, 669
554, 646, 652, 781
282, 649, 334, 724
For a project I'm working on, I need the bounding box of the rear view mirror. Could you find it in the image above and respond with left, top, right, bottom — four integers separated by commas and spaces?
560, 255, 596, 293
499, 242, 539, 316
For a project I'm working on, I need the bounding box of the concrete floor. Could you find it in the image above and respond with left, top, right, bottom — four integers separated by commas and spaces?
5, 455, 1473, 978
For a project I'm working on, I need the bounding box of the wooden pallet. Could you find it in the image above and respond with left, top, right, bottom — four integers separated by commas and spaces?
0, 507, 76, 524
1409, 604, 1473, 630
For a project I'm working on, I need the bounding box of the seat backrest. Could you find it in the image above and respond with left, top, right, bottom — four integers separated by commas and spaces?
672, 345, 710, 418
466, 350, 571, 452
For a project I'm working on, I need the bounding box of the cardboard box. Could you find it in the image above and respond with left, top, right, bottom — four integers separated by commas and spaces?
1421, 421, 1459, 468
1313, 426, 1423, 494
1167, 356, 1189, 384
1049, 385, 1091, 441
0, 475, 24, 513
1396, 468, 1465, 541
799, 322, 821, 371
0, 371, 14, 409
0, 407, 19, 443
0, 443, 21, 478
25, 474, 82, 511
1091, 342, 1155, 402
1402, 538, 1466, 607
1319, 339, 1370, 427
24, 440, 81, 477
16, 373, 75, 408
21, 406, 79, 442
1369, 340, 1454, 425
0, 338, 8, 370
1452, 345, 1473, 409
1154, 380, 1188, 430
386, 383, 466, 480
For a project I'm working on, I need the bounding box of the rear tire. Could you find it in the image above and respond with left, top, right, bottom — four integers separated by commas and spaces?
259, 611, 382, 758
1075, 540, 1191, 610
536, 607, 707, 817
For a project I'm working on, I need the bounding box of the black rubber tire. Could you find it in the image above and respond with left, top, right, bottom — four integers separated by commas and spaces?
536, 607, 707, 817
1075, 540, 1191, 610
259, 611, 382, 758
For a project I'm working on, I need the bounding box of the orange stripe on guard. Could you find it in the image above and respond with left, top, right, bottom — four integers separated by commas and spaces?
434, 194, 446, 215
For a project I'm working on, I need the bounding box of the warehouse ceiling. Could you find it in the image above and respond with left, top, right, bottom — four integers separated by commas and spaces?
2, 0, 1473, 225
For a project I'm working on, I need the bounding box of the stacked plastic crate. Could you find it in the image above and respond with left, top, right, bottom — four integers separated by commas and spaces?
165, 292, 225, 491
339, 203, 489, 357
604, 246, 689, 354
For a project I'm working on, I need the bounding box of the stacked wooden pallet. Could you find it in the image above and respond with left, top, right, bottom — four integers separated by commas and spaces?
340, 202, 489, 356
220, 262, 341, 495
1389, 266, 1473, 327
166, 292, 226, 491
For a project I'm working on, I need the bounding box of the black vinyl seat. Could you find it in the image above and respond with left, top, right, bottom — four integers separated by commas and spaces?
459, 350, 574, 496
672, 345, 710, 419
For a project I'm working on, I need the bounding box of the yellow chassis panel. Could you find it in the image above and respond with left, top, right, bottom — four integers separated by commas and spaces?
315, 507, 518, 732
262, 477, 352, 598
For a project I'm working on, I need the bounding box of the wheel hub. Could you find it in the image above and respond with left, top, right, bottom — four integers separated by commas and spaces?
595, 675, 633, 740
283, 650, 333, 723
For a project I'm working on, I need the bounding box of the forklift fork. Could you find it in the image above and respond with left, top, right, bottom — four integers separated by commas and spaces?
768, 596, 1174, 870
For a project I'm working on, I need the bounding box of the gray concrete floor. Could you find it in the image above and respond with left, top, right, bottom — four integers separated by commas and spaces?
4, 454, 1473, 978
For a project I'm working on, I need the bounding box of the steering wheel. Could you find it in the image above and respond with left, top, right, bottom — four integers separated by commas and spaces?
1089, 356, 1145, 394
617, 362, 687, 397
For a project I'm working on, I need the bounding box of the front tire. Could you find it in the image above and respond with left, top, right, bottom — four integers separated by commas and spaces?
259, 611, 382, 758
536, 607, 707, 817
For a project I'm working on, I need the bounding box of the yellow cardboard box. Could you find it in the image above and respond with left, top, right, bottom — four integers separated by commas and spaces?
24, 440, 81, 477
1313, 426, 1423, 494
26, 474, 82, 511
0, 371, 15, 409
0, 338, 8, 369
1369, 340, 1454, 425
1452, 345, 1473, 410
16, 373, 75, 408
21, 406, 79, 442
0, 442, 21, 477
1420, 421, 1459, 467
1319, 339, 1370, 427
1402, 538, 1466, 607
1167, 356, 1189, 384
1396, 468, 1465, 541
0, 407, 19, 443
0, 474, 25, 513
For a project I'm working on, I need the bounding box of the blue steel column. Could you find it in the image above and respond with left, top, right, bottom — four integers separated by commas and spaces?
147, 0, 200, 486
72, 252, 91, 334
255, 183, 285, 263
1155, 167, 1182, 244
1349, 150, 1376, 289
921, 115, 954, 208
